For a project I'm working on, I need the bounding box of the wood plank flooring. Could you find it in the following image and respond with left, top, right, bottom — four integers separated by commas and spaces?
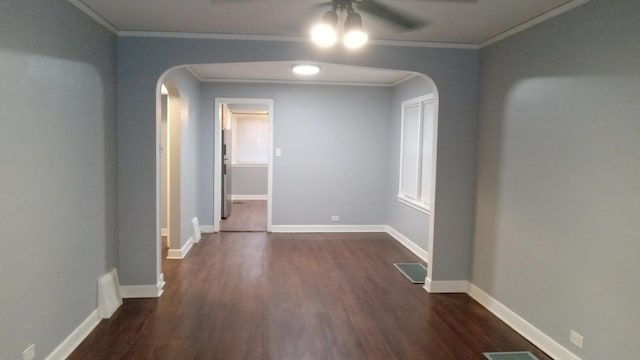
70, 232, 551, 360
220, 200, 267, 232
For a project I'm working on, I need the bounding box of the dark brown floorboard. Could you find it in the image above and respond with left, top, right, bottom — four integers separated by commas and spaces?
220, 200, 267, 232
70, 232, 551, 360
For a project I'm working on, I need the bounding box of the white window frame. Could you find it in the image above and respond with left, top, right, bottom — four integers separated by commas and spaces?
231, 113, 269, 167
398, 94, 437, 214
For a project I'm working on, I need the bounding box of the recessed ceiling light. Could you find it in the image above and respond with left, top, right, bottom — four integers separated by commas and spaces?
292, 64, 320, 76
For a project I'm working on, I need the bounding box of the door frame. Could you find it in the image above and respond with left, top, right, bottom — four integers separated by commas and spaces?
213, 97, 274, 232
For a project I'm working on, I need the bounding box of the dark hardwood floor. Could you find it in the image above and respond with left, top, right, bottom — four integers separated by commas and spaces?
70, 232, 551, 360
220, 200, 267, 232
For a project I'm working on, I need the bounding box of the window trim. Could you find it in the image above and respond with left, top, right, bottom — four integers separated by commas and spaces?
231, 113, 269, 166
397, 94, 436, 215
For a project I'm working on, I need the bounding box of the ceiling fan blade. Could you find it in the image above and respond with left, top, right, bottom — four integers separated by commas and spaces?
356, 0, 427, 31
279, 3, 332, 33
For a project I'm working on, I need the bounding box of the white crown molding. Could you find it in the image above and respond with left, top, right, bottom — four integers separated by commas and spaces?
385, 226, 429, 264
119, 31, 305, 42
45, 309, 100, 360
390, 73, 419, 87
468, 284, 582, 360
66, 0, 118, 34
190, 76, 412, 88
271, 225, 387, 233
166, 236, 194, 259
185, 66, 204, 81
118, 30, 478, 49
480, 0, 591, 48
188, 65, 419, 88
369, 39, 478, 50
423, 279, 469, 293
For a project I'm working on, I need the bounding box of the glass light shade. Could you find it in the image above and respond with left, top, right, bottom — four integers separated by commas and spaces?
344, 29, 368, 49
311, 23, 337, 48
343, 12, 368, 49
292, 64, 320, 75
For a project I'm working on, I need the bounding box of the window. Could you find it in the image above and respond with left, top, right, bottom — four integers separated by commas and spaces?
231, 114, 269, 166
398, 95, 437, 213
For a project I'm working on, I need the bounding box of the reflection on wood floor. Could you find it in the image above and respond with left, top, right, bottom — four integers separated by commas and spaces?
70, 232, 551, 360
221, 199, 267, 232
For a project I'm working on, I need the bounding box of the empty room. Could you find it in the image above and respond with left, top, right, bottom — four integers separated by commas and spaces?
1, 0, 638, 359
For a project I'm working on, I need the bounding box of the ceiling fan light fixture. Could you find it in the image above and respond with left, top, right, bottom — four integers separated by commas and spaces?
343, 12, 368, 49
311, 11, 339, 48
292, 64, 320, 76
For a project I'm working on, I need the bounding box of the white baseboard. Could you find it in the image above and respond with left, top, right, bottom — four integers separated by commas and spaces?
161, 228, 169, 237
385, 226, 429, 263
231, 194, 268, 200
157, 273, 165, 291
97, 269, 122, 319
423, 279, 470, 293
192, 217, 201, 243
200, 225, 215, 233
271, 225, 387, 233
120, 275, 165, 298
45, 309, 100, 360
468, 284, 581, 360
166, 236, 194, 259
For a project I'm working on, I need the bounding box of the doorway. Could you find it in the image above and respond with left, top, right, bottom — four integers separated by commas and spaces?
159, 81, 182, 260
214, 98, 273, 232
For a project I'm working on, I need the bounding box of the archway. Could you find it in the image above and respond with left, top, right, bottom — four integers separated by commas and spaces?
155, 62, 440, 290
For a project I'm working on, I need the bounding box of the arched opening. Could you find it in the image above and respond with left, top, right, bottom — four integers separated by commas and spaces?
155, 61, 440, 288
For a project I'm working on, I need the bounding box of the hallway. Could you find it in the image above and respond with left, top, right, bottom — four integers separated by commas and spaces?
220, 200, 267, 232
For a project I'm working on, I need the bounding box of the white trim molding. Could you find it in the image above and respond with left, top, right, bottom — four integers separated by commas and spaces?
161, 228, 169, 237
200, 225, 215, 233
385, 226, 429, 263
271, 225, 387, 233
166, 236, 194, 259
66, 0, 118, 34
480, 0, 591, 47
231, 194, 268, 201
423, 279, 470, 293
192, 217, 202, 243
45, 309, 100, 360
468, 284, 582, 360
120, 280, 165, 299
119, 31, 477, 49
97, 269, 122, 319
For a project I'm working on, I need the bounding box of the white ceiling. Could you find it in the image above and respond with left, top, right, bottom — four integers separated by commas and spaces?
75, 0, 587, 85
188, 61, 416, 85
77, 0, 581, 44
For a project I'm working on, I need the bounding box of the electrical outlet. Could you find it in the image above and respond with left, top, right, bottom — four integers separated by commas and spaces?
23, 344, 35, 360
330, 215, 340, 222
570, 330, 584, 349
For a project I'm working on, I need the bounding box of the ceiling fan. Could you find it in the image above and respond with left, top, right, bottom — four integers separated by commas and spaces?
210, 0, 475, 48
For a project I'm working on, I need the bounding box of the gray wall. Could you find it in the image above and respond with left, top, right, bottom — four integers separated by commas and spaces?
117, 36, 478, 285
199, 82, 391, 226
0, 0, 117, 358
473, 0, 640, 358
231, 166, 268, 197
160, 95, 168, 228
387, 76, 435, 251
162, 68, 201, 251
